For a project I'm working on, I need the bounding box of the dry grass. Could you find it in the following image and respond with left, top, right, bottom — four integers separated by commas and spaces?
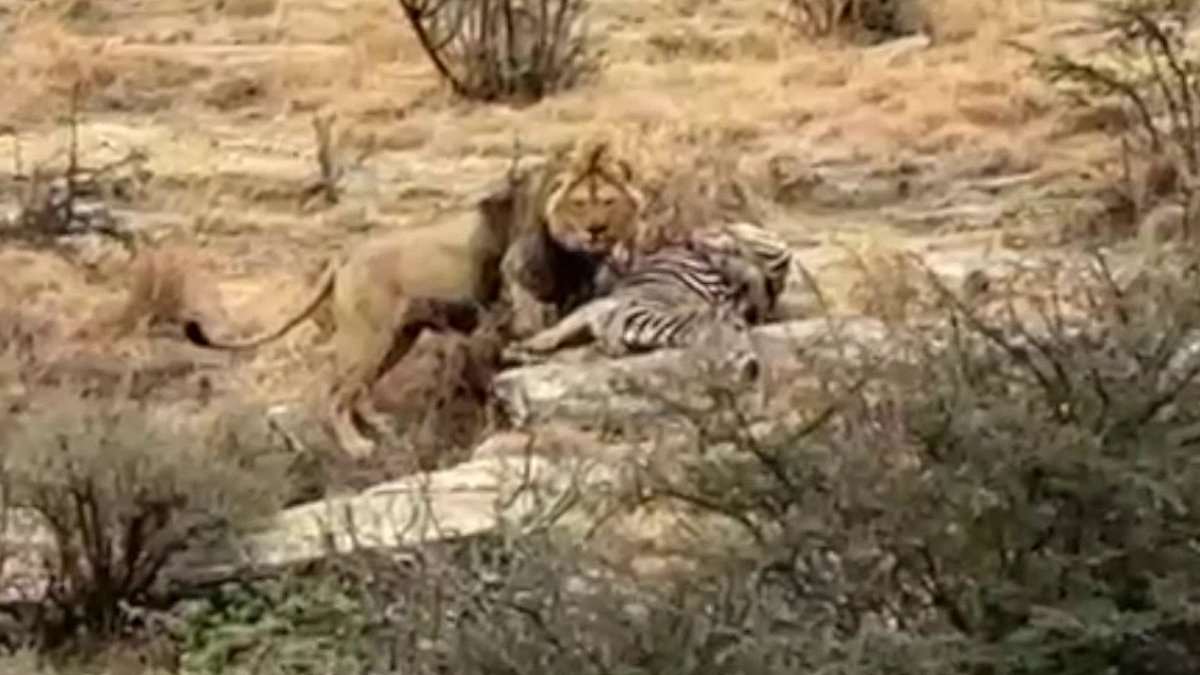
0, 0, 1127, 470
0, 19, 107, 123
841, 242, 931, 321
0, 2, 1162, 666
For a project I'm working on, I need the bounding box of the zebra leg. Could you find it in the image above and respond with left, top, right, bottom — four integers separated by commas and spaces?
520, 297, 621, 354
710, 251, 773, 325
690, 304, 762, 384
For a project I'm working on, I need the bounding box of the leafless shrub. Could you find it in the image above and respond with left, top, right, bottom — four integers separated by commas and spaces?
396, 0, 595, 103
0, 391, 288, 652
3, 85, 148, 252
785, 0, 861, 36
1012, 0, 1200, 238
781, 0, 920, 43
177, 522, 819, 675
625, 248, 1200, 673
298, 112, 343, 210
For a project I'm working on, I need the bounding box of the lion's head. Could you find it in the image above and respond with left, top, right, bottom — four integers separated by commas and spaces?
481, 137, 647, 335
539, 138, 645, 257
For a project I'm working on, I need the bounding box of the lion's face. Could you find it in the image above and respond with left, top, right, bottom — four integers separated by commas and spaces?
542, 155, 643, 257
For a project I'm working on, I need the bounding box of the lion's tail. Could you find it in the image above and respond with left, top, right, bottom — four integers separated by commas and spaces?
184, 261, 338, 351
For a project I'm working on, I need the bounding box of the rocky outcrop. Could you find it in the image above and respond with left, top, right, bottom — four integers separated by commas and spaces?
159, 451, 616, 588
154, 317, 896, 585
150, 316, 893, 587
491, 317, 892, 429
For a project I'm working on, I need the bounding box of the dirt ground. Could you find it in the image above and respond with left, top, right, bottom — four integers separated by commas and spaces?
0, 0, 1135, 480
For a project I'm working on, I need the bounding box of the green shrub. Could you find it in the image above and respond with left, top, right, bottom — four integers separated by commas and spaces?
177, 574, 373, 675
632, 250, 1200, 674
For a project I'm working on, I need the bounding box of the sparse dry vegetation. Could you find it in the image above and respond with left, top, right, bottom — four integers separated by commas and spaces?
3, 85, 147, 253
396, 0, 595, 103
1018, 0, 1200, 238
0, 391, 288, 653
8, 0, 1200, 672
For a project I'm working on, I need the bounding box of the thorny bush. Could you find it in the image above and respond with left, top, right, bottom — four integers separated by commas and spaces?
628, 248, 1200, 674
4, 84, 147, 252
0, 392, 287, 653
782, 0, 921, 43
1017, 0, 1200, 236
396, 0, 595, 103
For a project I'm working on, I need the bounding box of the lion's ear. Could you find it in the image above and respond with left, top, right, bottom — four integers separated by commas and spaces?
478, 182, 511, 208
479, 173, 520, 209
477, 180, 518, 237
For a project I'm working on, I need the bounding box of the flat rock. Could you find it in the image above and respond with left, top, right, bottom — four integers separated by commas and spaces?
159, 452, 621, 588
491, 317, 892, 430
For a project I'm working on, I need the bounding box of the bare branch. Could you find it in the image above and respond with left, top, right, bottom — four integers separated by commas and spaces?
395, 0, 593, 103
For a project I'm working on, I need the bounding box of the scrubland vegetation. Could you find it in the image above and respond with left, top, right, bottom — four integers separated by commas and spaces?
5, 0, 1200, 672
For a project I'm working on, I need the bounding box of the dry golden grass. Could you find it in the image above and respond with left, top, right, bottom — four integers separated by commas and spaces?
0, 0, 1124, 456
0, 19, 105, 123
839, 241, 932, 321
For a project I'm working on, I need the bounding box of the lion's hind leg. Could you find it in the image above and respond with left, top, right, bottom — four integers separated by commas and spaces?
328, 371, 385, 460
326, 302, 408, 459
345, 297, 485, 456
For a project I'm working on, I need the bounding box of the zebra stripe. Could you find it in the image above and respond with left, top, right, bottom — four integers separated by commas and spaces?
690, 222, 793, 305
622, 250, 731, 304
618, 303, 710, 352
599, 244, 754, 353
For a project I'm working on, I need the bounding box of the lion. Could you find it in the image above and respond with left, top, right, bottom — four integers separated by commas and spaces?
495, 137, 647, 337
183, 202, 514, 459
182, 136, 647, 459
72, 244, 233, 343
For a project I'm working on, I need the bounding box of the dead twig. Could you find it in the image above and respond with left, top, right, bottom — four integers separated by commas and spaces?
299, 112, 344, 210
3, 83, 146, 253
1008, 1, 1200, 237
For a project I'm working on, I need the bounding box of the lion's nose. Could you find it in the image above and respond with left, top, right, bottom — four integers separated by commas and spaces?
587, 223, 606, 236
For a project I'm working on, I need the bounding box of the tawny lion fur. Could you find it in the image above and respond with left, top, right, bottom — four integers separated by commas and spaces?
183, 137, 646, 458
498, 138, 646, 337
73, 245, 232, 343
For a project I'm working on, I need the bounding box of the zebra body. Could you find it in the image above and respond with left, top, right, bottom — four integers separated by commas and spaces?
511, 221, 795, 380
591, 246, 764, 355
686, 221, 794, 318
511, 246, 774, 388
